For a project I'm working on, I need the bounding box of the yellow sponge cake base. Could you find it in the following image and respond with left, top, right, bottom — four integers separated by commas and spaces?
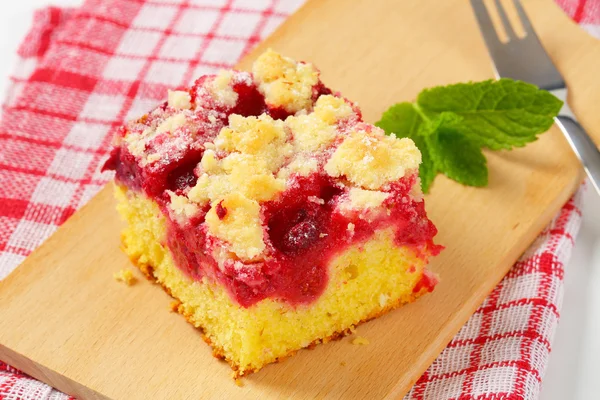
115, 184, 431, 376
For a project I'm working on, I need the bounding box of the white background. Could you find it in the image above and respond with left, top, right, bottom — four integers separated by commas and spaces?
0, 1, 599, 398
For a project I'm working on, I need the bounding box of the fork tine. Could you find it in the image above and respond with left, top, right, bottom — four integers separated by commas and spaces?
470, 0, 501, 46
494, 0, 517, 40
512, 0, 534, 36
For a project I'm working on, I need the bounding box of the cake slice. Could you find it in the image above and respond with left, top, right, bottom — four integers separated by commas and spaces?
104, 49, 442, 377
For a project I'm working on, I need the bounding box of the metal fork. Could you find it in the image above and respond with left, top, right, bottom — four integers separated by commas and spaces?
470, 0, 600, 195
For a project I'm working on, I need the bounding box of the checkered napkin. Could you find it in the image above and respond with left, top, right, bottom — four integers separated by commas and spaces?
0, 1, 594, 399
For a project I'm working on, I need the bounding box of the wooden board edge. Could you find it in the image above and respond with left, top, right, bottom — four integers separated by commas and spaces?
0, 344, 109, 400
0, 185, 113, 294
0, 185, 116, 398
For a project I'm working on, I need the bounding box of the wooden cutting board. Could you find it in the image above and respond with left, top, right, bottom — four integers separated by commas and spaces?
1, 0, 598, 399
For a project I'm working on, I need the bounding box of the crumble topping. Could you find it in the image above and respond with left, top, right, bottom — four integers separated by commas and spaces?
167, 191, 199, 224
108, 49, 433, 276
200, 149, 220, 173
193, 70, 253, 110
188, 114, 290, 209
124, 133, 146, 158
276, 155, 318, 180
252, 49, 319, 113
313, 95, 354, 124
352, 336, 370, 345
194, 153, 287, 203
114, 269, 136, 285
215, 114, 292, 171
156, 113, 188, 135
348, 188, 389, 208
122, 109, 203, 165
205, 192, 265, 261
286, 95, 353, 152
168, 90, 192, 110
208, 70, 239, 107
286, 113, 336, 152
325, 130, 421, 190
339, 188, 390, 217
410, 177, 424, 202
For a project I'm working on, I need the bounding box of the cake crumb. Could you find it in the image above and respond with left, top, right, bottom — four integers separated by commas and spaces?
169, 300, 181, 312
235, 378, 244, 387
352, 336, 370, 345
209, 70, 239, 107
252, 49, 318, 113
308, 195, 325, 205
156, 112, 187, 135
146, 153, 161, 163
167, 90, 191, 110
324, 130, 421, 190
113, 269, 136, 286
379, 293, 389, 307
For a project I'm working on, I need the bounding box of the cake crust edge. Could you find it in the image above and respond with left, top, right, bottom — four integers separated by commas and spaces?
127, 251, 430, 378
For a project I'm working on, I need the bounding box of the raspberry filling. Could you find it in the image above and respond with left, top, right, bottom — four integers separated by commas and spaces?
160, 172, 438, 307
105, 70, 440, 308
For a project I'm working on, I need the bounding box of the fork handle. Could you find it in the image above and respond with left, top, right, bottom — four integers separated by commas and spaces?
554, 115, 600, 195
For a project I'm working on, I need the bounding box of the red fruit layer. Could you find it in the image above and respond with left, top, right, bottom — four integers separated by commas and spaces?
164, 172, 439, 307
105, 71, 440, 308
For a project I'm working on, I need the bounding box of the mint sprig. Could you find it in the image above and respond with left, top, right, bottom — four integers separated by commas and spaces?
375, 78, 563, 193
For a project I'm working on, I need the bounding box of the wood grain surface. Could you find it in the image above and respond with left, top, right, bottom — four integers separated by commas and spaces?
0, 0, 598, 398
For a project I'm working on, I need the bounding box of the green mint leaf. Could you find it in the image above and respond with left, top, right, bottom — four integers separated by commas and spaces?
417, 78, 563, 150
417, 111, 462, 137
375, 102, 422, 138
376, 78, 560, 193
428, 126, 488, 187
411, 133, 436, 193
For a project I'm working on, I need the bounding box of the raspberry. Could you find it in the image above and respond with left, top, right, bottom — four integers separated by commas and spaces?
283, 220, 320, 252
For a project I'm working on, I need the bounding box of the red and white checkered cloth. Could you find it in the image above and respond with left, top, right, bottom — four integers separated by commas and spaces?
0, 1, 595, 399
